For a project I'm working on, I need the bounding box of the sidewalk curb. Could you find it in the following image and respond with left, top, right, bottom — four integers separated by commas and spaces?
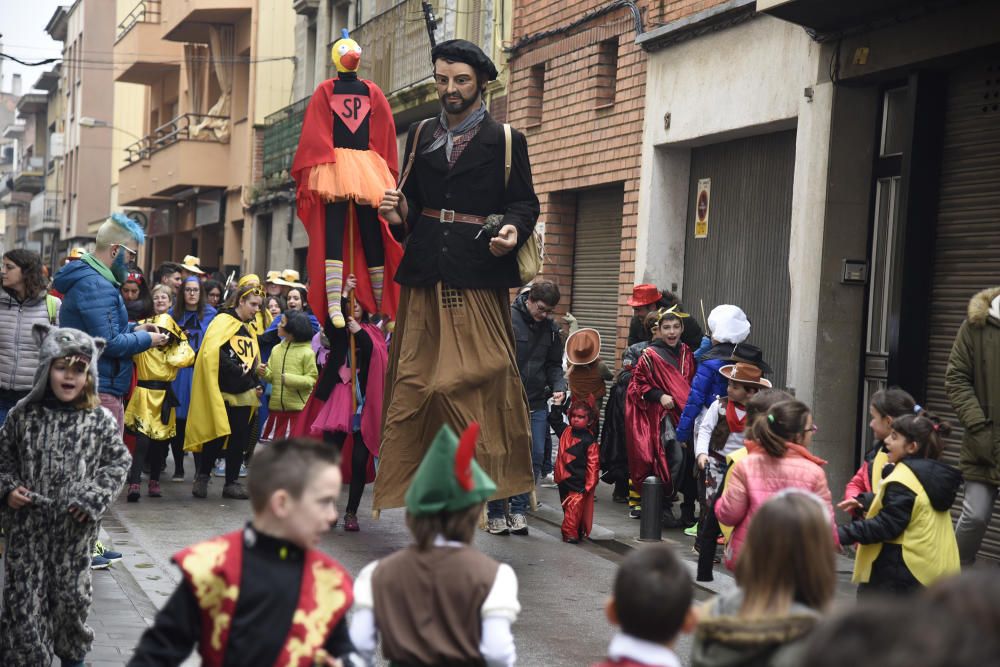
102, 509, 180, 615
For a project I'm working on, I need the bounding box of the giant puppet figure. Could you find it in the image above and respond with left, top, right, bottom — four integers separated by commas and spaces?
291, 29, 402, 328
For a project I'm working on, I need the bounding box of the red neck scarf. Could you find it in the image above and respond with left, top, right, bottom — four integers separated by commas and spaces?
726, 400, 747, 433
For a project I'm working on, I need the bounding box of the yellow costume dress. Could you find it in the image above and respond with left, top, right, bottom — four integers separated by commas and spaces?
124, 314, 195, 441
184, 310, 260, 453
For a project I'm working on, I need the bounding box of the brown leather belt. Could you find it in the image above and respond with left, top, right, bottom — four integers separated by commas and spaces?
422, 208, 487, 225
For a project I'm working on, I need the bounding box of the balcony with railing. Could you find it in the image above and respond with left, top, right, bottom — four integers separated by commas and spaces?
333, 0, 493, 107
162, 0, 252, 42
29, 192, 61, 234
115, 1, 181, 84
262, 97, 308, 182
119, 113, 233, 206
13, 157, 45, 194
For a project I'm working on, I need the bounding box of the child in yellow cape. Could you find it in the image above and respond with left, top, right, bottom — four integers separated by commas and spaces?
184, 283, 265, 500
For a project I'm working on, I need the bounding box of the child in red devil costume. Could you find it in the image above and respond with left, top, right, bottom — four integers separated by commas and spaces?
291, 29, 402, 329
549, 397, 601, 543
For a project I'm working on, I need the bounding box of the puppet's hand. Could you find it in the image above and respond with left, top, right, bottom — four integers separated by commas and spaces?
489, 224, 518, 257
379, 189, 406, 225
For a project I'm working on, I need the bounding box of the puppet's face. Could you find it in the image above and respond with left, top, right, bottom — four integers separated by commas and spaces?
332, 35, 362, 73
570, 408, 591, 431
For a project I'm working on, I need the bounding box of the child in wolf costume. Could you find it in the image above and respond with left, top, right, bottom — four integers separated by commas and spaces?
292, 28, 402, 328
0, 325, 130, 666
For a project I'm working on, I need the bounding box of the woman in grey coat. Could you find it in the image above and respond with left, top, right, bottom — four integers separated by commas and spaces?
0, 249, 59, 425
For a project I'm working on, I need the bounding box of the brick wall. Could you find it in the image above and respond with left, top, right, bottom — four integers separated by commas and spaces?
507, 0, 731, 358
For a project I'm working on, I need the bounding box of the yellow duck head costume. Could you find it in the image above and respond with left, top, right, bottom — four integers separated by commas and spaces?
331, 28, 362, 74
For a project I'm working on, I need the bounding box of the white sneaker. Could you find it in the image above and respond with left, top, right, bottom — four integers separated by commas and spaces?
540, 473, 557, 488
509, 513, 528, 535
213, 461, 226, 478
487, 517, 510, 535
239, 463, 248, 478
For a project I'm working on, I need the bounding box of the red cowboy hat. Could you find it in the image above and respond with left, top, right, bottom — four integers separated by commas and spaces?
627, 284, 661, 308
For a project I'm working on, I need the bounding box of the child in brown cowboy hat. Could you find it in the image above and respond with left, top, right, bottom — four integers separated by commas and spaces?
692, 362, 772, 578
565, 327, 613, 409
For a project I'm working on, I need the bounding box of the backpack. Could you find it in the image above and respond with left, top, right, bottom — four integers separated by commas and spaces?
502, 123, 544, 285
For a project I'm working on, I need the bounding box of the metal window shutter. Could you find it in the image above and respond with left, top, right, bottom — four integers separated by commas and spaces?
924, 57, 1000, 563
572, 187, 624, 361
681, 130, 796, 389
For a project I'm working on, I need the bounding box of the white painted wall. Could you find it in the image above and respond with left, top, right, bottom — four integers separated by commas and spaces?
636, 15, 831, 399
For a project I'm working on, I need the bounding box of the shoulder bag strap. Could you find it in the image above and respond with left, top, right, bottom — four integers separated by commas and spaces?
503, 123, 512, 190
397, 118, 432, 191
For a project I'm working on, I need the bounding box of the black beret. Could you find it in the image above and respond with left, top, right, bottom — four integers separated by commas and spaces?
431, 39, 498, 81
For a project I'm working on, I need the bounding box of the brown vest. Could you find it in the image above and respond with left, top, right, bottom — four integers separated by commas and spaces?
372, 545, 500, 666
708, 398, 732, 455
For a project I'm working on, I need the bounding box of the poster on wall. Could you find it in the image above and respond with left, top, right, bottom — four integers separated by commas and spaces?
695, 178, 711, 239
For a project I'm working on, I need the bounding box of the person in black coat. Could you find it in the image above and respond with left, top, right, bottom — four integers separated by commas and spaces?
372, 39, 539, 517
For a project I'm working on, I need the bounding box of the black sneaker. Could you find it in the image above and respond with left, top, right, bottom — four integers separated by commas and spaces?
661, 512, 685, 529
222, 482, 249, 499
192, 475, 209, 499
629, 507, 642, 520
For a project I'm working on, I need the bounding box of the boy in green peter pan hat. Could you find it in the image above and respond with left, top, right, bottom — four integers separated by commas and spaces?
348, 422, 521, 666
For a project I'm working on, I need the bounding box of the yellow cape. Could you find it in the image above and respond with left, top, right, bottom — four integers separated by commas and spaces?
248, 308, 273, 337
184, 312, 257, 452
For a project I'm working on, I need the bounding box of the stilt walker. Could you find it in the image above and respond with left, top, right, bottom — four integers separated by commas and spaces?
292, 29, 402, 328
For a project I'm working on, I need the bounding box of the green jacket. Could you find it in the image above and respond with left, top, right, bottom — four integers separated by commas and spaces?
945, 286, 1000, 486
262, 340, 318, 412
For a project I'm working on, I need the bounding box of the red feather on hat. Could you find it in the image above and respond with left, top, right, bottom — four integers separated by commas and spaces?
455, 422, 480, 491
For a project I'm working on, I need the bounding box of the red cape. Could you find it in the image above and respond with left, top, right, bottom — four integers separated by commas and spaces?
624, 344, 694, 486
291, 77, 402, 321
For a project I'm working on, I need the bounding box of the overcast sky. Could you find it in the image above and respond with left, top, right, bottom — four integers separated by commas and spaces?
2, 0, 68, 94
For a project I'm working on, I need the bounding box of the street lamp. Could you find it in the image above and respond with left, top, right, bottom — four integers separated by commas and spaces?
79, 117, 143, 141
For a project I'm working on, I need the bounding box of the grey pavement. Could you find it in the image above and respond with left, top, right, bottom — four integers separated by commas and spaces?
529, 479, 860, 606
7, 459, 860, 666
100, 465, 699, 666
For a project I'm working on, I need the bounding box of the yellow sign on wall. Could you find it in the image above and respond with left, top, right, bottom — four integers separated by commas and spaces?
695, 178, 711, 239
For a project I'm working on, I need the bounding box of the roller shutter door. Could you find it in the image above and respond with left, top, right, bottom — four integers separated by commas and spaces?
572, 186, 624, 360
924, 57, 1000, 563
681, 130, 796, 389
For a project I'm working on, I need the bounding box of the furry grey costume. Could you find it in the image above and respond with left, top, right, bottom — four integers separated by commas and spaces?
0, 324, 130, 664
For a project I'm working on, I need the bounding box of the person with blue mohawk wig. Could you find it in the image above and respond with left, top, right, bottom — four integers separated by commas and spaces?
53, 212, 171, 435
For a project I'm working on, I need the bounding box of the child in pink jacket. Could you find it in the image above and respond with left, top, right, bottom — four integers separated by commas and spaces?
715, 399, 838, 569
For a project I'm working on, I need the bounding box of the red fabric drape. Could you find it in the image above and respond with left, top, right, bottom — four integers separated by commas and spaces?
291, 78, 402, 321
624, 345, 694, 486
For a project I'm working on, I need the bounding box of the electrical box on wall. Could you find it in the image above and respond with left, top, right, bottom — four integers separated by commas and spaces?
842, 259, 868, 285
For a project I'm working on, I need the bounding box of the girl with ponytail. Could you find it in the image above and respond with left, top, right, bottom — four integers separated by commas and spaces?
838, 409, 962, 596
715, 399, 838, 569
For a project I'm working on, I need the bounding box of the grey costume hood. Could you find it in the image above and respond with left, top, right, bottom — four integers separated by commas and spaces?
13, 324, 105, 413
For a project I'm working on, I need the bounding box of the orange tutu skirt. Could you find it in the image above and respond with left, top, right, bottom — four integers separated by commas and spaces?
307, 148, 395, 207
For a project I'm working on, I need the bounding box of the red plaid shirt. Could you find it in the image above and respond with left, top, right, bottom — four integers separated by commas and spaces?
432, 122, 483, 168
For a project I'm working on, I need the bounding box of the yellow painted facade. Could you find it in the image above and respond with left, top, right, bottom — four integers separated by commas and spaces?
253, 0, 298, 125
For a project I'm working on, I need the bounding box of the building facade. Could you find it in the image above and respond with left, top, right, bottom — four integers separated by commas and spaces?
46, 1, 115, 252
114, 0, 297, 279
633, 0, 1000, 561
506, 0, 654, 358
